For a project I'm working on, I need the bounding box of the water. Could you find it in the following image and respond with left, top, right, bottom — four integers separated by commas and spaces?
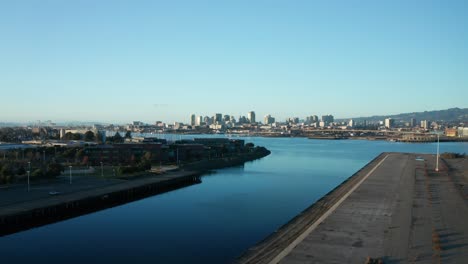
0, 138, 466, 263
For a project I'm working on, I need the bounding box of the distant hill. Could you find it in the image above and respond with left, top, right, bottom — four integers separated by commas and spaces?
346, 108, 468, 123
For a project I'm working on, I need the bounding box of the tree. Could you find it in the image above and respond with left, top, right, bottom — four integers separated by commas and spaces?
96, 131, 104, 144
75, 149, 85, 161
64, 132, 73, 140
84, 131, 95, 141
142, 151, 152, 161
138, 159, 151, 171
0, 163, 13, 177
125, 131, 132, 139
31, 168, 44, 178
46, 163, 64, 178
114, 132, 124, 143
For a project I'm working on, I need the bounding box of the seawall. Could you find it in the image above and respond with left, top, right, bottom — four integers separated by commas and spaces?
0, 149, 271, 237
237, 152, 388, 264
0, 172, 201, 237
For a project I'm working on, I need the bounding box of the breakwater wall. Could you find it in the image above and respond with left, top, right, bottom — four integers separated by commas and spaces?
0, 172, 201, 237
237, 152, 388, 264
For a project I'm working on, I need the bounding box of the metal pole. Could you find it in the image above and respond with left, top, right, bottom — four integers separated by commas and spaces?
435, 134, 439, 172
69, 165, 72, 184
43, 150, 45, 163
27, 170, 30, 192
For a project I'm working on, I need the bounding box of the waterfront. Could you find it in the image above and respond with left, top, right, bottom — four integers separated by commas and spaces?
0, 137, 466, 263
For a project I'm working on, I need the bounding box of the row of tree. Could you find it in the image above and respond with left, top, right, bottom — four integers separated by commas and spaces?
0, 161, 64, 184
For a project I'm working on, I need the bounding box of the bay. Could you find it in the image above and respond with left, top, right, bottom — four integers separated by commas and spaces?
0, 137, 466, 263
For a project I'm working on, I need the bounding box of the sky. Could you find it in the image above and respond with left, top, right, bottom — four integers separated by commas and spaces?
1, 0, 467, 124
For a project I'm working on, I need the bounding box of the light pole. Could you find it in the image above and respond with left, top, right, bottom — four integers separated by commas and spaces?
27, 170, 30, 192
69, 165, 72, 184
100, 162, 103, 177
435, 133, 440, 172
28, 161, 31, 172
43, 150, 45, 163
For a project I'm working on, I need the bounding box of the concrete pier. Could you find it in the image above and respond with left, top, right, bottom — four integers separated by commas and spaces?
0, 171, 201, 236
238, 152, 468, 264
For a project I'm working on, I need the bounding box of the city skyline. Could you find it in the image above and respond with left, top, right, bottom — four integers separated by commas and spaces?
1, 1, 467, 123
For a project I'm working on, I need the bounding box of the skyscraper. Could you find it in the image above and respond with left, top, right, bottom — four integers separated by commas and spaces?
248, 111, 256, 123
190, 114, 196, 126
264, 115, 275, 125
321, 115, 334, 125
384, 118, 394, 128
421, 120, 429, 129
196, 116, 203, 126
214, 113, 222, 124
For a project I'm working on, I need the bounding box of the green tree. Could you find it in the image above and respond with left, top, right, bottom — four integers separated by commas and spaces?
114, 132, 124, 143
137, 159, 151, 171
64, 132, 73, 140
142, 151, 152, 161
0, 163, 13, 177
46, 163, 64, 178
31, 168, 44, 178
96, 131, 104, 144
84, 131, 95, 141
124, 131, 132, 139
75, 149, 85, 161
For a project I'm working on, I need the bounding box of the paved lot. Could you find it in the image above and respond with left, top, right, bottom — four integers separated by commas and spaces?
279, 153, 468, 264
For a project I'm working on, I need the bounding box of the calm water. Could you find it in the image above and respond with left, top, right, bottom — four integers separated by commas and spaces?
0, 138, 466, 263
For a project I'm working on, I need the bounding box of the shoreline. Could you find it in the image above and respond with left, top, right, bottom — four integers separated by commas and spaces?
0, 149, 270, 237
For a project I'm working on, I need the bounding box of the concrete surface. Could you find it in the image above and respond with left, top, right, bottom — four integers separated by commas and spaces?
278, 153, 468, 263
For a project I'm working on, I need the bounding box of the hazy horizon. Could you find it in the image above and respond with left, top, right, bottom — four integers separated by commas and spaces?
1, 1, 467, 123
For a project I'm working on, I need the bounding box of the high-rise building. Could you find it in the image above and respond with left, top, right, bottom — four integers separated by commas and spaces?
248, 111, 256, 123
321, 115, 334, 125
230, 116, 236, 124
214, 113, 222, 124
384, 118, 394, 128
190, 114, 196, 126
196, 116, 203, 126
239, 116, 247, 124
305, 115, 319, 124
204, 116, 212, 125
264, 115, 275, 125
421, 120, 429, 129
348, 119, 354, 128
410, 118, 416, 127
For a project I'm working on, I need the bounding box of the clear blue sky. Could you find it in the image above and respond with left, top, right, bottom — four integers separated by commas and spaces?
1, 0, 467, 124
